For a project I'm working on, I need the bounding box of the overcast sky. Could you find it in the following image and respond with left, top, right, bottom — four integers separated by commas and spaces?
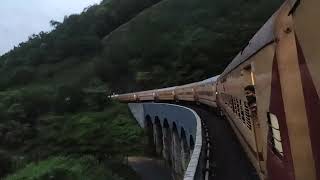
0, 0, 102, 56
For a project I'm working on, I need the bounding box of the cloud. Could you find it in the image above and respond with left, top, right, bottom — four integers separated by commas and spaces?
0, 0, 102, 55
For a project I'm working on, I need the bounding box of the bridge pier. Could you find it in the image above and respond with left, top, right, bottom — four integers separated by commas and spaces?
145, 115, 156, 155
181, 129, 190, 172
154, 117, 163, 156
189, 136, 195, 157
162, 119, 172, 165
172, 123, 183, 180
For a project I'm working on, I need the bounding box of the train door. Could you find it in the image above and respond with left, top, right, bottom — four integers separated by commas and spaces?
242, 64, 267, 176
241, 65, 257, 123
216, 79, 225, 115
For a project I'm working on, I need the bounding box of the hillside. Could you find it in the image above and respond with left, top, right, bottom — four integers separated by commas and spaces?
0, 0, 281, 92
97, 0, 281, 91
0, 0, 281, 179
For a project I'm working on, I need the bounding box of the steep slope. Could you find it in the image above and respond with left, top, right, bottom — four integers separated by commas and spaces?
0, 0, 281, 92
0, 0, 162, 90
95, 0, 281, 91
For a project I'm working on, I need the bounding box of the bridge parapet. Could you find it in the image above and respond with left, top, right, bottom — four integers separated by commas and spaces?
128, 103, 204, 180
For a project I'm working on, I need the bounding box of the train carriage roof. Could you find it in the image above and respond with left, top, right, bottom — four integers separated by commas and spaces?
219, 12, 278, 78
156, 86, 177, 92
199, 75, 220, 84
177, 82, 201, 89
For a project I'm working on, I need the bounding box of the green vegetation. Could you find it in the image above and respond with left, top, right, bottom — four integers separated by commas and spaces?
0, 87, 145, 179
0, 0, 281, 92
5, 156, 139, 180
0, 0, 281, 178
0, 0, 162, 89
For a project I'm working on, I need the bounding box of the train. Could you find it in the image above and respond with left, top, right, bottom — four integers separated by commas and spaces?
112, 0, 320, 180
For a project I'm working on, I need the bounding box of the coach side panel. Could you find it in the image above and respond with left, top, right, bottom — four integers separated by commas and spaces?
293, 1, 320, 179
196, 83, 217, 107
217, 61, 261, 175
217, 42, 277, 178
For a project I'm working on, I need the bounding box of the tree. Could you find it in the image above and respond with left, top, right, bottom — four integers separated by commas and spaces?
7, 103, 26, 120
11, 67, 34, 85
54, 86, 84, 113
0, 103, 8, 120
21, 88, 54, 118
50, 20, 62, 28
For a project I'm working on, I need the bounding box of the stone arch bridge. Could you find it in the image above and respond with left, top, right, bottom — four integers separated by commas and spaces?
128, 103, 209, 180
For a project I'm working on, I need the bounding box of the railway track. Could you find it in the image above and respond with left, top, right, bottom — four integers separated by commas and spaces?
185, 104, 259, 180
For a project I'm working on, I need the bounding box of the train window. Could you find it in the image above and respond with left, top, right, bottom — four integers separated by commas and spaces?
237, 99, 240, 117
238, 100, 242, 119
232, 98, 236, 113
240, 100, 246, 124
244, 102, 252, 130
235, 99, 238, 113
267, 113, 284, 156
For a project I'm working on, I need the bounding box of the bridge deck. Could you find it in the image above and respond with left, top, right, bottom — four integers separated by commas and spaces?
185, 104, 259, 180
